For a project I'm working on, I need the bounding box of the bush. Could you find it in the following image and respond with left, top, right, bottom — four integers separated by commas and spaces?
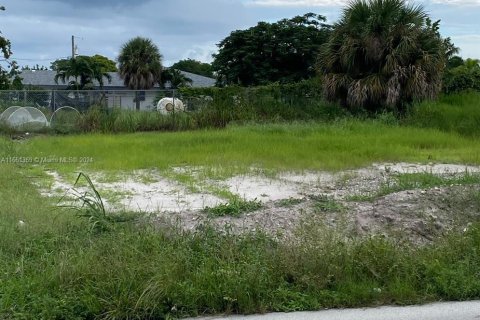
443, 59, 480, 94
406, 91, 480, 137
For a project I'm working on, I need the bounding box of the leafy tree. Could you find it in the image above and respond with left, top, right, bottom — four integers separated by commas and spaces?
444, 58, 480, 93
317, 0, 449, 112
213, 13, 331, 86
161, 69, 193, 89
447, 56, 465, 70
0, 5, 20, 90
171, 59, 213, 78
117, 37, 163, 110
91, 54, 117, 72
53, 56, 112, 89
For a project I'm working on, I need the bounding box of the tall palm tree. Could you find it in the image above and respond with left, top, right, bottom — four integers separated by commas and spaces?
317, 0, 448, 112
117, 37, 163, 110
54, 56, 112, 90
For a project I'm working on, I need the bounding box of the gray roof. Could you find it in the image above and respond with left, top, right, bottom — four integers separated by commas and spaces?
19, 69, 215, 89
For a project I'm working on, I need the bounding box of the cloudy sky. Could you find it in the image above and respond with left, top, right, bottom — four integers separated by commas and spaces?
1, 0, 479, 69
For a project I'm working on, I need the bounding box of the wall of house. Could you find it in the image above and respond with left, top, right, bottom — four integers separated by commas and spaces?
105, 91, 161, 111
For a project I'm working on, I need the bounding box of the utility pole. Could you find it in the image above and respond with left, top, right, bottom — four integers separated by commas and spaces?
71, 35, 75, 59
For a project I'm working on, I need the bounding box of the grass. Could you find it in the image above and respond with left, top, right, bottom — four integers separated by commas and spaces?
3, 120, 480, 176
3, 109, 480, 318
310, 194, 345, 212
2, 164, 480, 319
406, 91, 480, 137
204, 198, 263, 217
349, 171, 480, 202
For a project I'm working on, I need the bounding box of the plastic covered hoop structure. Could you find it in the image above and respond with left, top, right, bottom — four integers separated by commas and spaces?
156, 98, 185, 115
0, 106, 22, 123
5, 107, 49, 131
50, 106, 81, 133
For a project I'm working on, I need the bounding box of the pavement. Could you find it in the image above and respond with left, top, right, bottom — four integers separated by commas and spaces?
188, 301, 480, 320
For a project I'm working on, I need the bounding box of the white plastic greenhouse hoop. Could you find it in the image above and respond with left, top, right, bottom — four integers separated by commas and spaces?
6, 107, 48, 129
49, 106, 81, 123
0, 106, 22, 122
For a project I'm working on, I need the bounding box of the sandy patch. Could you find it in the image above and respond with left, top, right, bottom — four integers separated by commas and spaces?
38, 162, 480, 243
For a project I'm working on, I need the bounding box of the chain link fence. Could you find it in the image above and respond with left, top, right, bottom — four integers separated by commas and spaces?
0, 89, 181, 113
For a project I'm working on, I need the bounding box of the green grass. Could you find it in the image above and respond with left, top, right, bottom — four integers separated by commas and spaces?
2, 165, 480, 319
310, 194, 345, 212
349, 172, 480, 202
3, 120, 480, 176
204, 198, 263, 217
406, 91, 480, 137
3, 117, 480, 318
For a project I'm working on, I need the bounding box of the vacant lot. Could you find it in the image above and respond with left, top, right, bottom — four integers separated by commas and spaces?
1, 121, 480, 319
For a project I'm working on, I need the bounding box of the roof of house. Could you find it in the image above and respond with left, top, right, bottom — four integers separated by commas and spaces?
19, 69, 216, 89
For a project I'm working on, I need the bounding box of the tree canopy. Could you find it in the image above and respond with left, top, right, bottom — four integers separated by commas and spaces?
317, 0, 450, 112
171, 59, 213, 78
91, 54, 117, 72
0, 5, 20, 90
117, 37, 163, 110
444, 58, 480, 93
53, 56, 112, 89
161, 68, 193, 89
117, 37, 162, 90
212, 13, 331, 86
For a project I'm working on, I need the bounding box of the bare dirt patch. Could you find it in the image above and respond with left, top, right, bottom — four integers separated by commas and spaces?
38, 162, 480, 243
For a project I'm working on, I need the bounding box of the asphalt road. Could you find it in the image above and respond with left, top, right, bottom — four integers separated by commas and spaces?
189, 301, 480, 320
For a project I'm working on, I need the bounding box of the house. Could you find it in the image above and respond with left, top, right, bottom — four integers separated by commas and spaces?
18, 70, 215, 111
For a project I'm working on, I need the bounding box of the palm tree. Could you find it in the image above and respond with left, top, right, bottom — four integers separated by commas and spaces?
161, 68, 193, 89
54, 56, 112, 90
117, 37, 163, 110
317, 0, 448, 112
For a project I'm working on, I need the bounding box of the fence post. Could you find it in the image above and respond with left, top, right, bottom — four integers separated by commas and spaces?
23, 90, 27, 107
51, 90, 55, 111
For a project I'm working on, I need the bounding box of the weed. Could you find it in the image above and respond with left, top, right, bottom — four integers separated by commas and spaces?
62, 172, 112, 232
309, 194, 345, 212
277, 197, 304, 207
204, 198, 263, 217
348, 172, 480, 202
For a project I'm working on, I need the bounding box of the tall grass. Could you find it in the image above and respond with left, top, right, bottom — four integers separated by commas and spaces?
406, 91, 480, 137
1, 165, 480, 319
7, 121, 480, 174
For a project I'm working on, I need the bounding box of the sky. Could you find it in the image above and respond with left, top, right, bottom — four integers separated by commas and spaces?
1, 0, 479, 69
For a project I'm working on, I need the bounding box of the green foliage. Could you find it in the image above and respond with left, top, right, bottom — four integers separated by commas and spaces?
318, 0, 448, 113
204, 198, 263, 217
213, 13, 331, 86
91, 54, 117, 72
310, 194, 344, 212
443, 58, 480, 93
0, 6, 20, 90
11, 121, 480, 174
53, 56, 113, 89
117, 37, 162, 90
77, 106, 198, 133
171, 58, 213, 78
179, 78, 345, 125
406, 91, 480, 137
161, 68, 193, 89
117, 37, 163, 110
2, 164, 480, 318
350, 171, 480, 201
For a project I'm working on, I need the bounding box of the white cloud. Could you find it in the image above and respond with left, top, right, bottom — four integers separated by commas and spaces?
450, 34, 480, 58
245, 0, 348, 7
246, 0, 480, 6
430, 0, 480, 5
